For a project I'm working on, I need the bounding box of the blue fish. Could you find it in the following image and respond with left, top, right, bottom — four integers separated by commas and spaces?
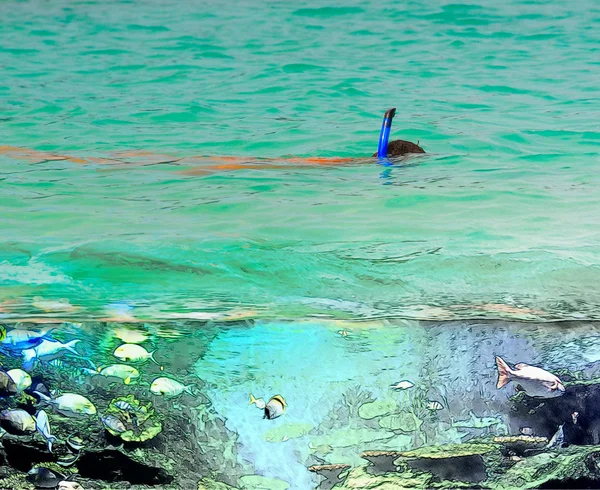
1, 327, 54, 352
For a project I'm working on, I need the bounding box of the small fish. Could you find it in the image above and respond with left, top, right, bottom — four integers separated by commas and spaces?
35, 410, 57, 453
572, 411, 579, 425
22, 339, 81, 370
0, 409, 36, 435
99, 364, 140, 384
426, 401, 444, 411
100, 413, 126, 434
520, 427, 534, 436
57, 454, 81, 468
48, 359, 65, 369
66, 435, 84, 452
264, 395, 287, 420
496, 356, 565, 398
1, 327, 53, 351
115, 400, 139, 413
0, 370, 18, 396
26, 467, 65, 489
57, 481, 84, 490
546, 424, 564, 449
36, 392, 96, 418
113, 343, 158, 364
452, 410, 501, 429
7, 368, 32, 392
390, 380, 414, 391
337, 330, 349, 338
150, 377, 193, 397
249, 393, 266, 410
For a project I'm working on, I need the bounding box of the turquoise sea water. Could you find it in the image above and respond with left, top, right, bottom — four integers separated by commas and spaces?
1, 1, 600, 489
2, 0, 600, 321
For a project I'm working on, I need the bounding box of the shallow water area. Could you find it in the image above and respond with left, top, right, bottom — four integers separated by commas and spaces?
1, 318, 600, 489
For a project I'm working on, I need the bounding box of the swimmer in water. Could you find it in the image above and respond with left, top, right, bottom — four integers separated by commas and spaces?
0, 108, 425, 171
373, 107, 425, 158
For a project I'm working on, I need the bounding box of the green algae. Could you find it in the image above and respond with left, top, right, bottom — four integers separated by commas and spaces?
488, 446, 600, 490
379, 412, 423, 433
106, 394, 162, 442
358, 399, 398, 420
239, 475, 290, 490
198, 477, 239, 490
332, 465, 431, 489
398, 442, 501, 459
263, 423, 313, 443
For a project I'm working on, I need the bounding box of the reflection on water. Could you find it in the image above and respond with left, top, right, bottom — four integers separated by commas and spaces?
1, 318, 600, 489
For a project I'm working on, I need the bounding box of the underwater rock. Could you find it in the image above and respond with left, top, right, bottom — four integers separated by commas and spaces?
1, 434, 53, 471
508, 379, 600, 445
26, 467, 65, 488
360, 451, 404, 474
77, 447, 173, 485
197, 477, 239, 490
332, 465, 432, 489
308, 464, 350, 490
488, 446, 600, 490
0, 370, 18, 396
394, 443, 503, 483
492, 435, 548, 456
106, 394, 162, 442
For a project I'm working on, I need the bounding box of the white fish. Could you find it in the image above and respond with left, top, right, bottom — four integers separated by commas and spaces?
150, 377, 192, 397
520, 427, 534, 436
113, 344, 157, 364
36, 392, 96, 418
0, 409, 36, 434
427, 401, 444, 411
22, 339, 80, 368
249, 394, 266, 410
99, 365, 140, 384
7, 368, 32, 392
572, 412, 579, 425
57, 482, 84, 490
496, 356, 565, 398
390, 380, 414, 391
264, 395, 287, 420
35, 410, 57, 452
100, 413, 126, 434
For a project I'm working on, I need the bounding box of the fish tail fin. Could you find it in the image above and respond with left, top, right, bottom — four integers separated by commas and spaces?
65, 339, 80, 354
48, 435, 57, 453
124, 377, 131, 385
249, 394, 257, 406
496, 356, 512, 389
185, 384, 195, 396
34, 391, 52, 404
149, 350, 160, 366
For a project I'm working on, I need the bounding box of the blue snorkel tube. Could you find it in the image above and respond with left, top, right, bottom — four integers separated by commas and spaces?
377, 107, 396, 158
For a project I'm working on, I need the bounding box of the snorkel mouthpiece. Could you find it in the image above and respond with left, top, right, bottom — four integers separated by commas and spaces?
377, 107, 396, 158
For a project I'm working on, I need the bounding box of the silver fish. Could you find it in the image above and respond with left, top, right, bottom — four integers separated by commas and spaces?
0, 409, 36, 435
2, 327, 53, 351
35, 410, 58, 453
496, 356, 565, 398
520, 427, 534, 436
100, 414, 126, 434
572, 411, 579, 425
22, 339, 80, 369
115, 400, 138, 413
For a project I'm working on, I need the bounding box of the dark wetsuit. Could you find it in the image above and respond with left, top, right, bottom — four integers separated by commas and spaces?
372, 139, 425, 157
